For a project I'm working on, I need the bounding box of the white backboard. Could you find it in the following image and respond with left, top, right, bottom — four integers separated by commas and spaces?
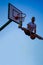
8, 3, 26, 24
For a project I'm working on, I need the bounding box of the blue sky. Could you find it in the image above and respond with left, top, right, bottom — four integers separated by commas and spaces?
0, 0, 43, 65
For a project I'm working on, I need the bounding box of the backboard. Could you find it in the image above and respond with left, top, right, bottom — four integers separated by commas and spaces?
8, 3, 26, 24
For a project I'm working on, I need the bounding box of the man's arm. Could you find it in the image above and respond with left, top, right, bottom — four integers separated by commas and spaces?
27, 23, 32, 35
27, 24, 31, 30
34, 25, 36, 34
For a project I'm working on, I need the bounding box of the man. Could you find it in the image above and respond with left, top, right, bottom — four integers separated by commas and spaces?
18, 17, 43, 40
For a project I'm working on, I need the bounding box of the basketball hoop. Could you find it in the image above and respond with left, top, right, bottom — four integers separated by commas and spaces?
14, 13, 26, 22
19, 13, 26, 22
18, 13, 26, 28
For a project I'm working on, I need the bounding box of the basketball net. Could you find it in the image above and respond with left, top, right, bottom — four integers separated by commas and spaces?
14, 14, 26, 27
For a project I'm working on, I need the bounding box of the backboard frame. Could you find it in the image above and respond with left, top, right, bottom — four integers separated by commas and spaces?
8, 3, 26, 24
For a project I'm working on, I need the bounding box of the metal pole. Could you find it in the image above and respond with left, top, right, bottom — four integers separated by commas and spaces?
0, 19, 12, 31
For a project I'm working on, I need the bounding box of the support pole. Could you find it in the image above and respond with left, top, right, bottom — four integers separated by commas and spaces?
0, 19, 12, 31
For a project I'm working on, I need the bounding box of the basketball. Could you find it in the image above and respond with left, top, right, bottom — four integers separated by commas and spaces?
30, 34, 36, 40
15, 16, 19, 20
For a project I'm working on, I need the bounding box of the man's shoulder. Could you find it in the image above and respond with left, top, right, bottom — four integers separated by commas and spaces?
27, 22, 36, 27
27, 22, 31, 25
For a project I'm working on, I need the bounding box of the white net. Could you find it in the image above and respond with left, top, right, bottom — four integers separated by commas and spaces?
19, 13, 26, 22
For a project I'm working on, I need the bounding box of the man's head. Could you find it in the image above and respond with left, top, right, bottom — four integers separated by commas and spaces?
31, 17, 35, 23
